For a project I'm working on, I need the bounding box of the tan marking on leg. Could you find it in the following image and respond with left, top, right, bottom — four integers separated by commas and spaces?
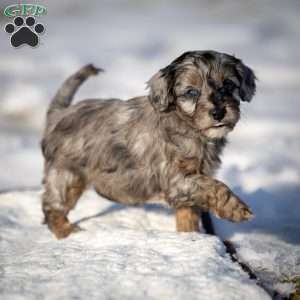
64, 177, 86, 215
44, 210, 82, 239
42, 169, 86, 239
176, 206, 200, 232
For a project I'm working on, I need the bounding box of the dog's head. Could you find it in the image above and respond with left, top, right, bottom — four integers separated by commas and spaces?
148, 51, 256, 139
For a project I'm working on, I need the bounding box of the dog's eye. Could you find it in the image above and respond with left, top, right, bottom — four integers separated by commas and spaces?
185, 88, 201, 98
223, 79, 236, 94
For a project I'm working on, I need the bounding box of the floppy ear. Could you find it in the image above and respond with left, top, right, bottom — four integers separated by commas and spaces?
147, 70, 173, 112
236, 62, 256, 102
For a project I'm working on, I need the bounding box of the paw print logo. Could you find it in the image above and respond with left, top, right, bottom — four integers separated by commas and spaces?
4, 16, 45, 48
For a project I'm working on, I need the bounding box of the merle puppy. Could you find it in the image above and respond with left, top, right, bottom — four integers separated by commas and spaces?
41, 50, 256, 239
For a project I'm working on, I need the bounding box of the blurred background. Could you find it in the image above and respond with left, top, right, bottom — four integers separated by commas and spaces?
0, 0, 299, 192
0, 0, 299, 287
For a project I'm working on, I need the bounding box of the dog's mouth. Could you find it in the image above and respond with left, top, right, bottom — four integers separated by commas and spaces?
201, 121, 236, 139
211, 122, 233, 129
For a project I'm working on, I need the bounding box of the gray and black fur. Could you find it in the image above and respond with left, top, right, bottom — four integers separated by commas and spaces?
41, 51, 256, 239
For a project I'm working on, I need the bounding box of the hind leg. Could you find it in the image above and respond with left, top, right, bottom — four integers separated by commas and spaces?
42, 168, 86, 239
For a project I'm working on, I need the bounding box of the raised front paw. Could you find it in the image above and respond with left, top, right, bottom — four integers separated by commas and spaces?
212, 192, 254, 223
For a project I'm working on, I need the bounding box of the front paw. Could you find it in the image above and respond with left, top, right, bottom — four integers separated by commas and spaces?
213, 193, 254, 223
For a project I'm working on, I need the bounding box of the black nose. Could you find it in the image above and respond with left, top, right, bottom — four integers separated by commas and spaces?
210, 107, 226, 121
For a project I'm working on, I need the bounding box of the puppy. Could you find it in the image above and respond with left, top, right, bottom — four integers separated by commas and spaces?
41, 50, 256, 239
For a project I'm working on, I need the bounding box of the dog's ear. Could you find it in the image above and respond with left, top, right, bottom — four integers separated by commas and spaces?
147, 70, 173, 112
236, 62, 256, 102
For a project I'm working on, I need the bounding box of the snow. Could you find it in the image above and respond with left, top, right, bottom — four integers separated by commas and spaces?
0, 190, 270, 300
213, 186, 300, 295
0, 0, 299, 298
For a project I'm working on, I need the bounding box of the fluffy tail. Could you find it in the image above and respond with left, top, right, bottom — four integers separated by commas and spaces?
48, 64, 103, 115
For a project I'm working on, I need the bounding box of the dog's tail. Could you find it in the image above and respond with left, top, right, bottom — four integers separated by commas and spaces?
47, 64, 103, 115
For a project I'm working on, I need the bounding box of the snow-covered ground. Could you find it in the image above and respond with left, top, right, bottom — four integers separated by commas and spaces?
0, 0, 299, 299
0, 191, 270, 300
